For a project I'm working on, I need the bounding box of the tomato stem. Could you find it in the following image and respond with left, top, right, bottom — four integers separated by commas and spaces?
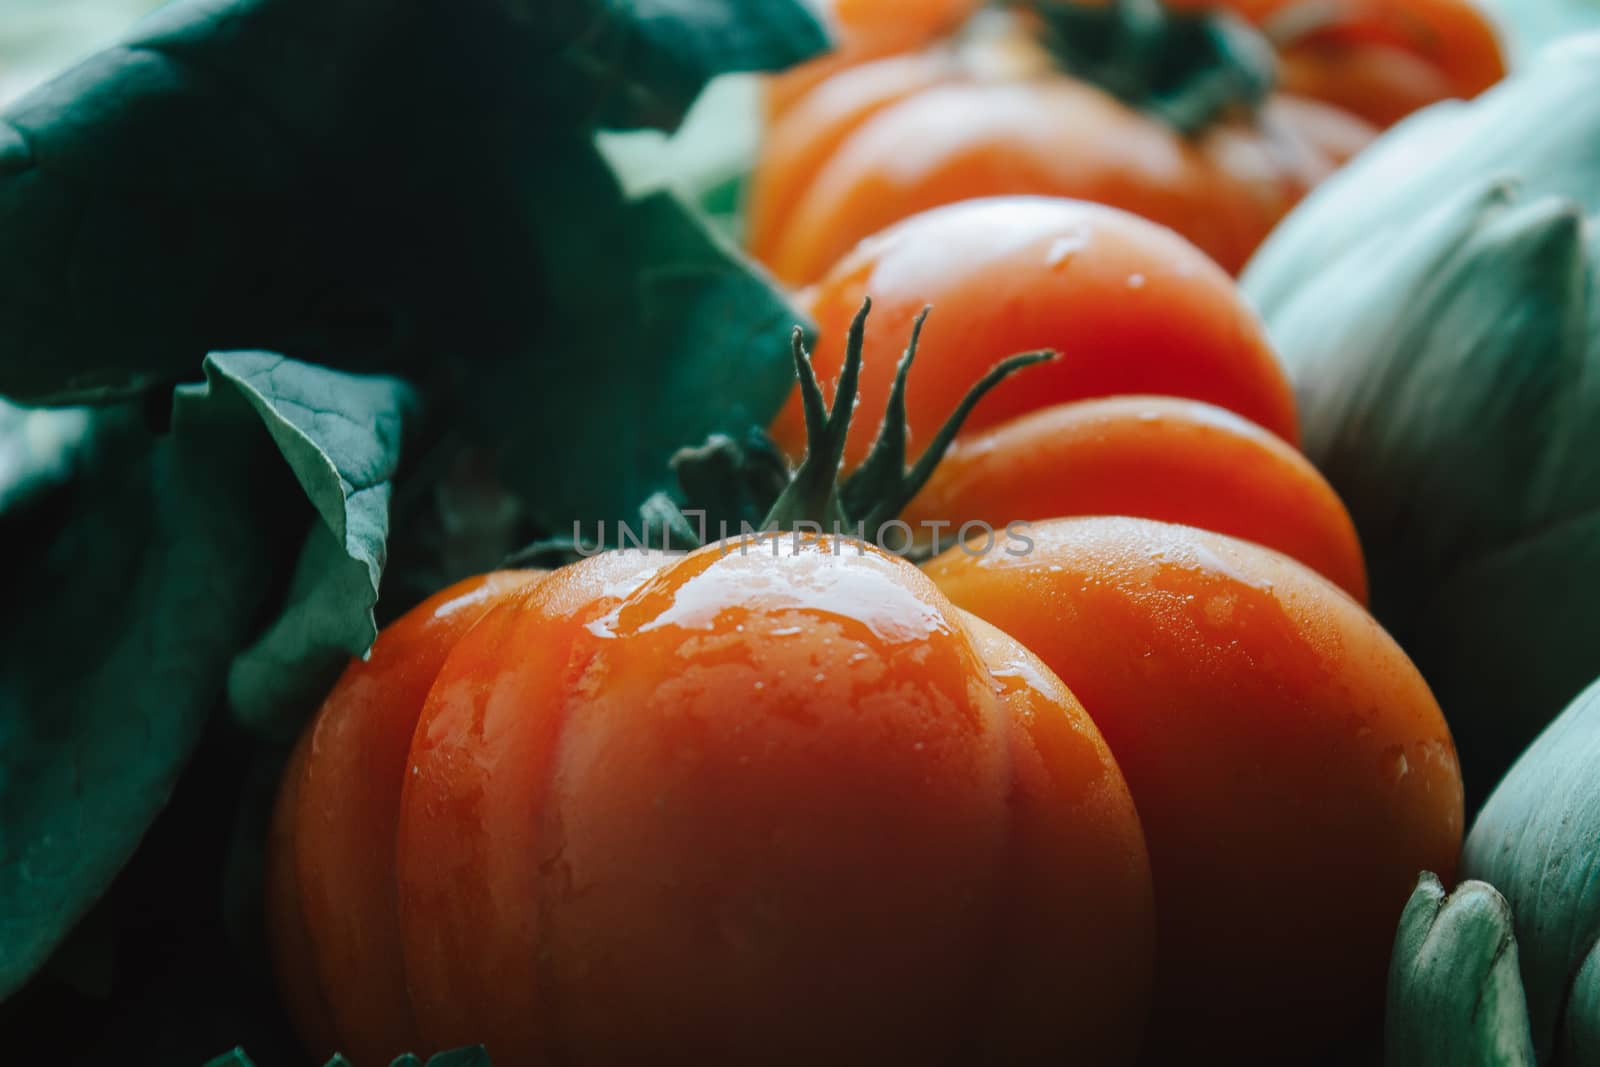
506, 301, 1051, 560
1003, 0, 1277, 135
764, 298, 1052, 536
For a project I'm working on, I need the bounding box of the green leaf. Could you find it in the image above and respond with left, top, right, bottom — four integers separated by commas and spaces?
1464, 677, 1600, 1062
205, 353, 415, 736
0, 401, 282, 1001
478, 174, 807, 527
389, 1056, 424, 1067
0, 0, 826, 404
0, 354, 410, 1000
571, 0, 828, 130
1386, 873, 1537, 1067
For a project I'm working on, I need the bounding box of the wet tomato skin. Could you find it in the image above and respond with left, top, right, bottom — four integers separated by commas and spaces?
757, 71, 1372, 282
902, 395, 1367, 602
768, 197, 1299, 470
926, 517, 1463, 1064
266, 570, 547, 1067
273, 539, 1155, 1066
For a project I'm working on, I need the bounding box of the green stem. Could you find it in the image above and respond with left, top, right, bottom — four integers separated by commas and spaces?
510, 300, 1055, 561
765, 299, 1053, 534
1003, 0, 1278, 136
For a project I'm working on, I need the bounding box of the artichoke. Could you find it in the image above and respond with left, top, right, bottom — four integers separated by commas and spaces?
1461, 677, 1600, 1063
1387, 678, 1600, 1064
1242, 38, 1600, 803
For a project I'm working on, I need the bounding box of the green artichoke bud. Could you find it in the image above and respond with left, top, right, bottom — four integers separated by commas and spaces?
1241, 41, 1600, 802
1386, 873, 1536, 1067
1248, 36, 1600, 311
1462, 677, 1600, 1063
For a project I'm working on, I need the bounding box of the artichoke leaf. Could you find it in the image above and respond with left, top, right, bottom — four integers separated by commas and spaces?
1463, 677, 1600, 1063
1386, 872, 1537, 1067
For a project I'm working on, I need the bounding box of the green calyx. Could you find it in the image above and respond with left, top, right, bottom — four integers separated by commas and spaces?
1007, 0, 1278, 135
759, 298, 1053, 540
508, 300, 1050, 562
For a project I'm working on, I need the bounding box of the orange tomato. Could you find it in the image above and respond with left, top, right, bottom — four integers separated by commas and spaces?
267, 570, 547, 1067
750, 49, 957, 267
1166, 0, 1506, 126
926, 516, 1464, 1063
271, 538, 1155, 1065
751, 14, 1376, 281
768, 197, 1300, 471
764, 0, 984, 119
902, 395, 1367, 601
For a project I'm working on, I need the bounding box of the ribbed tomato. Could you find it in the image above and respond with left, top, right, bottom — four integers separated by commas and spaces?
269, 540, 1156, 1066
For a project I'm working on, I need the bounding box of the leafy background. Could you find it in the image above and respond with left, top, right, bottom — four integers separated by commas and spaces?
0, 0, 827, 1061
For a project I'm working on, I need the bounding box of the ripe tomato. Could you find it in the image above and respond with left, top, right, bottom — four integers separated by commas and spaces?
750, 13, 1376, 281
1159, 0, 1506, 127
270, 537, 1156, 1065
926, 516, 1463, 1062
267, 570, 548, 1067
764, 0, 984, 120
767, 197, 1299, 471
902, 395, 1367, 601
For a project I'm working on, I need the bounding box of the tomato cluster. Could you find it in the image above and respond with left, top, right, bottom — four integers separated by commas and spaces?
271, 192, 1464, 1063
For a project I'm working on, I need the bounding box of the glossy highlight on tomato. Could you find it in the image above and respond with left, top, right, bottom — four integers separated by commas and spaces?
270, 536, 1155, 1066
768, 197, 1300, 471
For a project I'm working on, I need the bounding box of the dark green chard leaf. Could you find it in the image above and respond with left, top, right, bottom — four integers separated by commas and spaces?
206, 353, 415, 737
0, 354, 414, 1001
567, 0, 828, 130
1386, 873, 1537, 1066
1463, 677, 1600, 1063
480, 161, 810, 528
0, 0, 824, 404
0, 396, 286, 1003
